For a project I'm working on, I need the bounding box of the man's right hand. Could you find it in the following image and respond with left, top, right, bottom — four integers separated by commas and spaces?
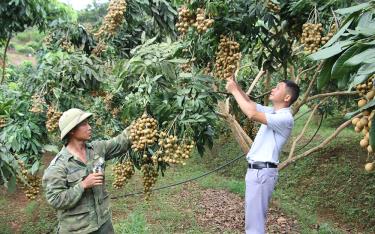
81, 172, 104, 189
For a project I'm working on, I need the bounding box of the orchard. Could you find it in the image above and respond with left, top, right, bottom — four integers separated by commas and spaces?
0, 0, 374, 209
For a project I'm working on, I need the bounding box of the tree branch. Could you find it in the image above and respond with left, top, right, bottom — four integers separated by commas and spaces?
246, 69, 266, 95
295, 64, 318, 85
306, 91, 358, 102
292, 62, 323, 115
288, 104, 319, 159
279, 113, 361, 170
1, 33, 11, 84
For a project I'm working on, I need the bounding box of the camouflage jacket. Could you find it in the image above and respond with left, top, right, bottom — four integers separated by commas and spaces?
42, 129, 131, 234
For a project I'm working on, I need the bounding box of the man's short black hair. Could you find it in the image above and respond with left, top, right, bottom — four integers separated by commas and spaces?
282, 80, 300, 106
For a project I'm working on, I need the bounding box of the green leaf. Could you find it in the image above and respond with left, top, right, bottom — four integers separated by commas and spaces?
167, 58, 189, 64
323, 19, 354, 48
348, 73, 371, 90
335, 2, 370, 15
317, 57, 337, 90
344, 48, 375, 66
6, 175, 16, 193
309, 41, 353, 60
31, 161, 39, 175
345, 98, 375, 119
331, 44, 365, 80
43, 144, 59, 153
357, 63, 375, 75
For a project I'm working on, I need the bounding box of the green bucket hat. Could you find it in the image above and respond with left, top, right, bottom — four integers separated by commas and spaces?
58, 108, 93, 140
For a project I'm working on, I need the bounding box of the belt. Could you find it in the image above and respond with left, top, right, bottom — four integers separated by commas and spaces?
248, 162, 278, 169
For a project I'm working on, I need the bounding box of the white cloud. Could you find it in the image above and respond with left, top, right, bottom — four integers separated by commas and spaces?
59, 0, 108, 10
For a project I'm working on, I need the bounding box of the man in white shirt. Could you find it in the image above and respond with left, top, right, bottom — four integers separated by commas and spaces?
226, 75, 300, 234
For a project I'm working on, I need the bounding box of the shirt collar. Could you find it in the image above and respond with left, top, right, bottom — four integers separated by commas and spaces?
62, 143, 92, 160
273, 107, 291, 114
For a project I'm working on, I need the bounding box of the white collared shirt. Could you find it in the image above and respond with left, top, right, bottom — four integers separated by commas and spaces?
246, 104, 294, 164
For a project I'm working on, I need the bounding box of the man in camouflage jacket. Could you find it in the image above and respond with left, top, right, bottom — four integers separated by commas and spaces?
42, 108, 131, 233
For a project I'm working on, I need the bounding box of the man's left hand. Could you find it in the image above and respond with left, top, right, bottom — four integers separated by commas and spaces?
226, 78, 238, 94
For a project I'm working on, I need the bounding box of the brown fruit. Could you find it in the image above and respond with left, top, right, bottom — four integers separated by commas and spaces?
358, 99, 367, 108
364, 162, 374, 172
352, 117, 360, 126
360, 138, 369, 147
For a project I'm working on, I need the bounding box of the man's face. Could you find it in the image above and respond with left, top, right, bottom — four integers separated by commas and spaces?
269, 82, 290, 104
70, 120, 92, 141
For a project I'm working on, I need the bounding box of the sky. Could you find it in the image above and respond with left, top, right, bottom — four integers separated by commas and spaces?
59, 0, 108, 11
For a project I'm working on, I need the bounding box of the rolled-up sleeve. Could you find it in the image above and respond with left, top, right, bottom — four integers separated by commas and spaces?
256, 104, 273, 113
42, 165, 84, 210
93, 127, 132, 160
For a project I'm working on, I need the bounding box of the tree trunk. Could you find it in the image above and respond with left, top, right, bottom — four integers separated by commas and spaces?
1, 33, 11, 84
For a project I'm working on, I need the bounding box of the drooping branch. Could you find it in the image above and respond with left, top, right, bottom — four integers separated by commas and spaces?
306, 91, 358, 102
294, 64, 319, 85
246, 69, 266, 95
292, 62, 323, 115
279, 113, 361, 170
289, 65, 296, 82
288, 104, 320, 160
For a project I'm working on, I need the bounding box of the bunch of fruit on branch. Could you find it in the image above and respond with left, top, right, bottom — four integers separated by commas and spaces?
176, 6, 194, 35
300, 22, 323, 54
46, 105, 62, 132
61, 38, 74, 53
112, 160, 134, 189
17, 160, 41, 200
176, 6, 214, 35
180, 57, 196, 72
266, 0, 281, 14
320, 23, 337, 45
193, 8, 214, 34
351, 74, 375, 172
30, 94, 46, 113
141, 163, 158, 200
243, 119, 260, 139
95, 0, 127, 39
0, 116, 6, 128
113, 113, 195, 199
214, 35, 241, 80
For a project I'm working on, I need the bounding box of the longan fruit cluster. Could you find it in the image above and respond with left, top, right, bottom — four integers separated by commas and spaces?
130, 114, 158, 151
103, 92, 114, 110
30, 94, 45, 113
46, 105, 62, 132
96, 0, 127, 38
61, 39, 74, 53
176, 6, 195, 35
321, 24, 336, 45
43, 34, 53, 47
243, 120, 259, 139
0, 117, 6, 128
155, 132, 194, 165
111, 108, 120, 118
300, 23, 323, 54
92, 41, 107, 57
141, 163, 158, 201
180, 58, 196, 72
112, 160, 134, 189
352, 75, 375, 154
266, 0, 281, 14
214, 35, 241, 79
193, 8, 214, 34
18, 160, 41, 200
